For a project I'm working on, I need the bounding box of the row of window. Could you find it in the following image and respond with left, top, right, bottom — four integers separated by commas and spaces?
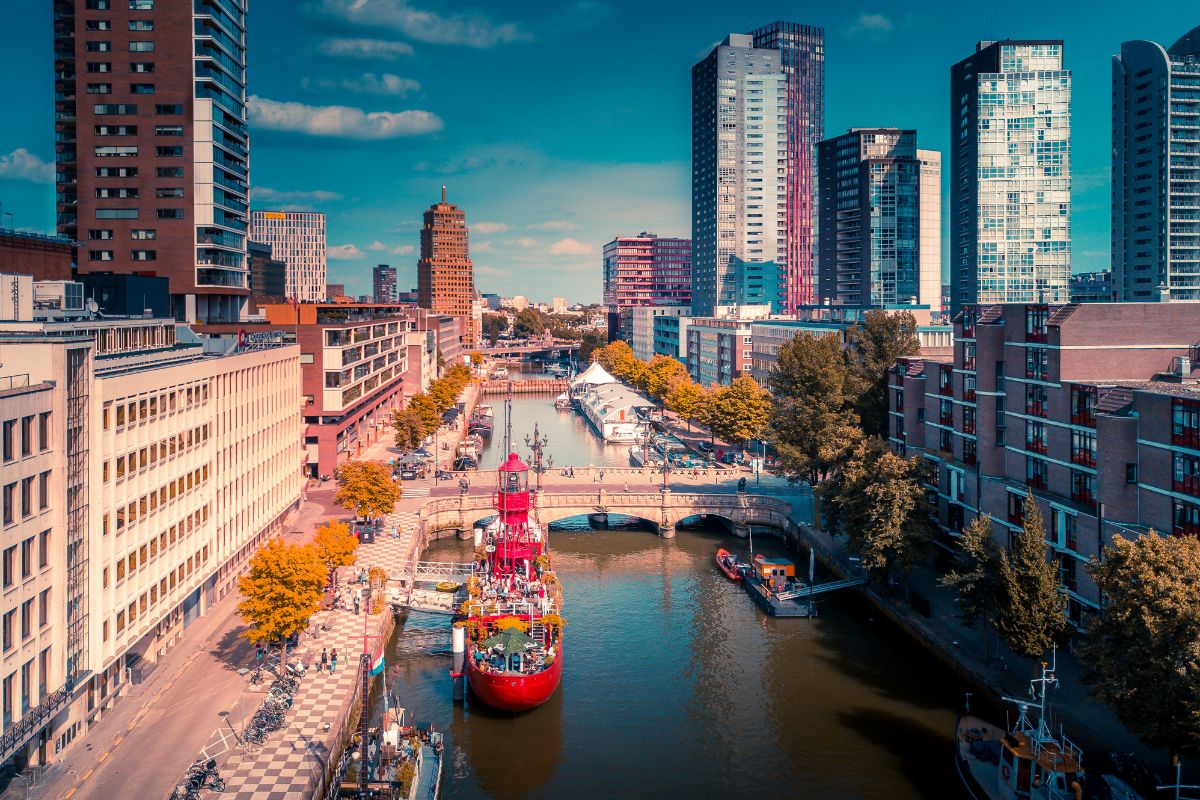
93, 125, 183, 136
94, 165, 182, 178
94, 208, 183, 220
85, 0, 155, 9
0, 648, 50, 730
93, 145, 181, 157
1, 531, 50, 589
1, 473, 52, 527
1, 414, 50, 462
102, 384, 208, 431
106, 465, 209, 535
85, 41, 156, 52
1, 592, 51, 653
105, 546, 209, 645
85, 19, 154, 31
88, 228, 156, 240
101, 424, 210, 483
89, 250, 156, 261
104, 507, 208, 589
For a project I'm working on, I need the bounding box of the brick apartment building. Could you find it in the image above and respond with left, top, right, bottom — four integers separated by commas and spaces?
889, 302, 1200, 628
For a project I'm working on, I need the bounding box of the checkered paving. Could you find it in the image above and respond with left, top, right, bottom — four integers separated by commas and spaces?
221, 518, 422, 799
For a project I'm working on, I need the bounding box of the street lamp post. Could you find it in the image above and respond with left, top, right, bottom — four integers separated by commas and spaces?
525, 422, 552, 490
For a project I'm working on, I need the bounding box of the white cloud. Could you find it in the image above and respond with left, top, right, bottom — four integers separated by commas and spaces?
510, 237, 538, 249
475, 265, 511, 278
474, 241, 495, 253
526, 220, 577, 232
328, 243, 365, 260
472, 221, 508, 234
252, 187, 343, 204
0, 148, 54, 184
842, 13, 893, 40
301, 73, 421, 97
314, 0, 530, 48
367, 240, 388, 251
318, 38, 414, 60
548, 238, 592, 256
391, 244, 415, 255
248, 95, 442, 139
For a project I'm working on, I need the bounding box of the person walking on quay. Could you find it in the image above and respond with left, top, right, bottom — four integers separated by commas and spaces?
321, 648, 328, 673
330, 649, 338, 674
623, 481, 629, 493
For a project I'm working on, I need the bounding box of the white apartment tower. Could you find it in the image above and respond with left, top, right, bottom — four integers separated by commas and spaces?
250, 211, 327, 303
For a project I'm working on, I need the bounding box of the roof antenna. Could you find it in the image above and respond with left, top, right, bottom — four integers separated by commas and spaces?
441, 185, 447, 204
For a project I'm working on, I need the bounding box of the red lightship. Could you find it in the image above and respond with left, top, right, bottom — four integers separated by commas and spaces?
460, 452, 563, 713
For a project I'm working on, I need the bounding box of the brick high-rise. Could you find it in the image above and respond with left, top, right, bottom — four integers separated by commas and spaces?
53, 0, 251, 323
418, 187, 477, 348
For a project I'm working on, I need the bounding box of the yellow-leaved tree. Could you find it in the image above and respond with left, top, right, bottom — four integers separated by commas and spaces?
238, 537, 327, 675
335, 460, 400, 520
311, 520, 359, 579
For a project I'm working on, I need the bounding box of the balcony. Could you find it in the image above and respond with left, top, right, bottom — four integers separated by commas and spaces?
1173, 428, 1200, 449
938, 383, 953, 398
1026, 438, 1047, 455
1070, 412, 1096, 428
963, 419, 976, 435
1026, 401, 1047, 418
1175, 477, 1200, 497
939, 412, 954, 426
963, 388, 977, 403
1071, 449, 1096, 468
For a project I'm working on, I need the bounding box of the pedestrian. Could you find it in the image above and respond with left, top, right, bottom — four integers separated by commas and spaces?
354, 596, 360, 615
330, 649, 338, 674
623, 481, 629, 492
321, 647, 328, 672
256, 644, 264, 662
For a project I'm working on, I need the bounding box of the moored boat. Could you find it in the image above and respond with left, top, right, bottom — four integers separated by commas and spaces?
714, 548, 742, 581
554, 392, 571, 410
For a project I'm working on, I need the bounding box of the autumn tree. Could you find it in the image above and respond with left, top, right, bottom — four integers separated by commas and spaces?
312, 520, 359, 577
406, 394, 442, 434
705, 375, 772, 447
594, 341, 643, 384
994, 491, 1069, 660
940, 514, 1005, 658
238, 537, 327, 676
391, 407, 426, 451
664, 378, 707, 431
482, 312, 508, 345
1082, 533, 1200, 760
844, 310, 922, 438
335, 460, 400, 520
469, 352, 484, 366
641, 355, 690, 401
767, 332, 861, 485
822, 437, 930, 587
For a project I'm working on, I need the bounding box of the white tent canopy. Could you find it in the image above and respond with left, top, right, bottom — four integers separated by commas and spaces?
571, 362, 619, 388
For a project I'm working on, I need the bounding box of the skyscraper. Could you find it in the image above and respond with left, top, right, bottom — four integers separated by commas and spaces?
54, 0, 251, 323
751, 22, 824, 311
373, 263, 398, 304
692, 34, 789, 315
418, 187, 477, 347
249, 211, 326, 303
602, 233, 692, 310
1112, 26, 1200, 301
950, 41, 1071, 312
816, 129, 941, 311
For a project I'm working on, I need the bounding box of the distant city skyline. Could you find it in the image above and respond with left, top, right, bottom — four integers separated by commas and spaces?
0, 1, 1194, 300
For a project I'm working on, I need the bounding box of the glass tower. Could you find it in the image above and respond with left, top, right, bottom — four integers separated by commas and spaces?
1112, 26, 1200, 301
950, 41, 1071, 313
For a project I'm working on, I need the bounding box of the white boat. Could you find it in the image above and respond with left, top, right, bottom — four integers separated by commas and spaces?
491, 367, 509, 380
955, 651, 1144, 800
554, 392, 572, 410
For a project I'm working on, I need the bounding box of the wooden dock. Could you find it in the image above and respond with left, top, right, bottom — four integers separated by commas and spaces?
480, 379, 567, 396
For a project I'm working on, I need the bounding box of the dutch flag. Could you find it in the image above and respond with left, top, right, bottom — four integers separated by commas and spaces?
369, 643, 385, 676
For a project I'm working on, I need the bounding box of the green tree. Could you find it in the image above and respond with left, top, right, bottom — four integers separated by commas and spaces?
845, 310, 922, 438
664, 377, 707, 431
311, 520, 359, 577
482, 313, 508, 345
766, 332, 860, 485
578, 329, 608, 363
641, 355, 690, 400
940, 514, 1005, 658
391, 406, 426, 452
822, 437, 930, 585
238, 537, 327, 676
1082, 533, 1200, 760
513, 308, 546, 338
407, 394, 441, 434
705, 375, 772, 446
994, 491, 1069, 660
335, 460, 401, 520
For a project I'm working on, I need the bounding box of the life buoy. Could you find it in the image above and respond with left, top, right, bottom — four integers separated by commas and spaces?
1000, 763, 1012, 782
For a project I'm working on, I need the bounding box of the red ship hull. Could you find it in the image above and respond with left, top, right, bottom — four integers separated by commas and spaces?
467, 646, 563, 713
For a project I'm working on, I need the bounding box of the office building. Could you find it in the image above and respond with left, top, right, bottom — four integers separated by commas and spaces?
372, 264, 397, 305
692, 34, 789, 315
417, 188, 477, 348
653, 315, 692, 362
1069, 271, 1113, 303
54, 0, 251, 323
1112, 26, 1200, 301
751, 22, 825, 311
686, 315, 761, 387
889, 302, 1200, 627
949, 41, 1071, 312
552, 297, 567, 315
247, 240, 286, 305
630, 306, 691, 362
249, 212, 326, 303
817, 129, 942, 311
0, 281, 301, 767
601, 233, 692, 315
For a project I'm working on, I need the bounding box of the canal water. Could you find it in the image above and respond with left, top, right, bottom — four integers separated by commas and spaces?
372, 384, 976, 799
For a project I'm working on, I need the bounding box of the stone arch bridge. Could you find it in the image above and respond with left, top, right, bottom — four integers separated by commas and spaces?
417, 489, 798, 539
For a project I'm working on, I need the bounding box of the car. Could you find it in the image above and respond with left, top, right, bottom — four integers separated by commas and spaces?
720, 452, 746, 466
399, 466, 419, 480
696, 441, 714, 454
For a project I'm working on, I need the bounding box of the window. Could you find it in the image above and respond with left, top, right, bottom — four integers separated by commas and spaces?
1070, 470, 1096, 509
38, 531, 48, 569
93, 146, 138, 158
94, 104, 137, 115
1173, 399, 1200, 449
130, 83, 156, 94
1026, 305, 1048, 342
2, 420, 13, 461
130, 62, 155, 73
38, 413, 49, 451
95, 187, 138, 199
1071, 430, 1096, 467
1, 612, 11, 651
86, 0, 111, 8
86, 83, 112, 94
90, 228, 116, 239
116, 611, 125, 634
155, 126, 183, 136
131, 229, 156, 240
1126, 463, 1138, 484
38, 590, 48, 628
3, 484, 13, 526
1025, 420, 1046, 453
89, 250, 114, 262
20, 478, 32, 518
155, 146, 182, 157
1007, 492, 1025, 525
1174, 499, 1200, 538
1070, 385, 1097, 427
1, 546, 13, 587
1025, 384, 1048, 418
131, 250, 156, 261
157, 209, 184, 219
95, 208, 138, 219
38, 472, 48, 511
86, 62, 112, 73
129, 41, 155, 52
1026, 457, 1047, 491
20, 600, 32, 640
85, 20, 111, 31
128, 20, 153, 30
129, 0, 154, 8
154, 104, 183, 115
1025, 348, 1048, 381
86, 41, 112, 52
20, 417, 32, 456
155, 188, 183, 198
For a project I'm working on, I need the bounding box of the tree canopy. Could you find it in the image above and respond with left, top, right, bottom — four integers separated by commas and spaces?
1082, 533, 1200, 758
994, 492, 1069, 659
940, 514, 1005, 629
482, 313, 508, 345
640, 355, 690, 401
391, 406, 426, 451
705, 375, 772, 445
845, 310, 922, 438
663, 378, 708, 430
513, 308, 546, 338
577, 329, 608, 363
238, 537, 327, 674
335, 460, 400, 519
312, 520, 359, 575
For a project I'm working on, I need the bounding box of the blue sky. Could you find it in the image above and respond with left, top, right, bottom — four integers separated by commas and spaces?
0, 2, 1194, 301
